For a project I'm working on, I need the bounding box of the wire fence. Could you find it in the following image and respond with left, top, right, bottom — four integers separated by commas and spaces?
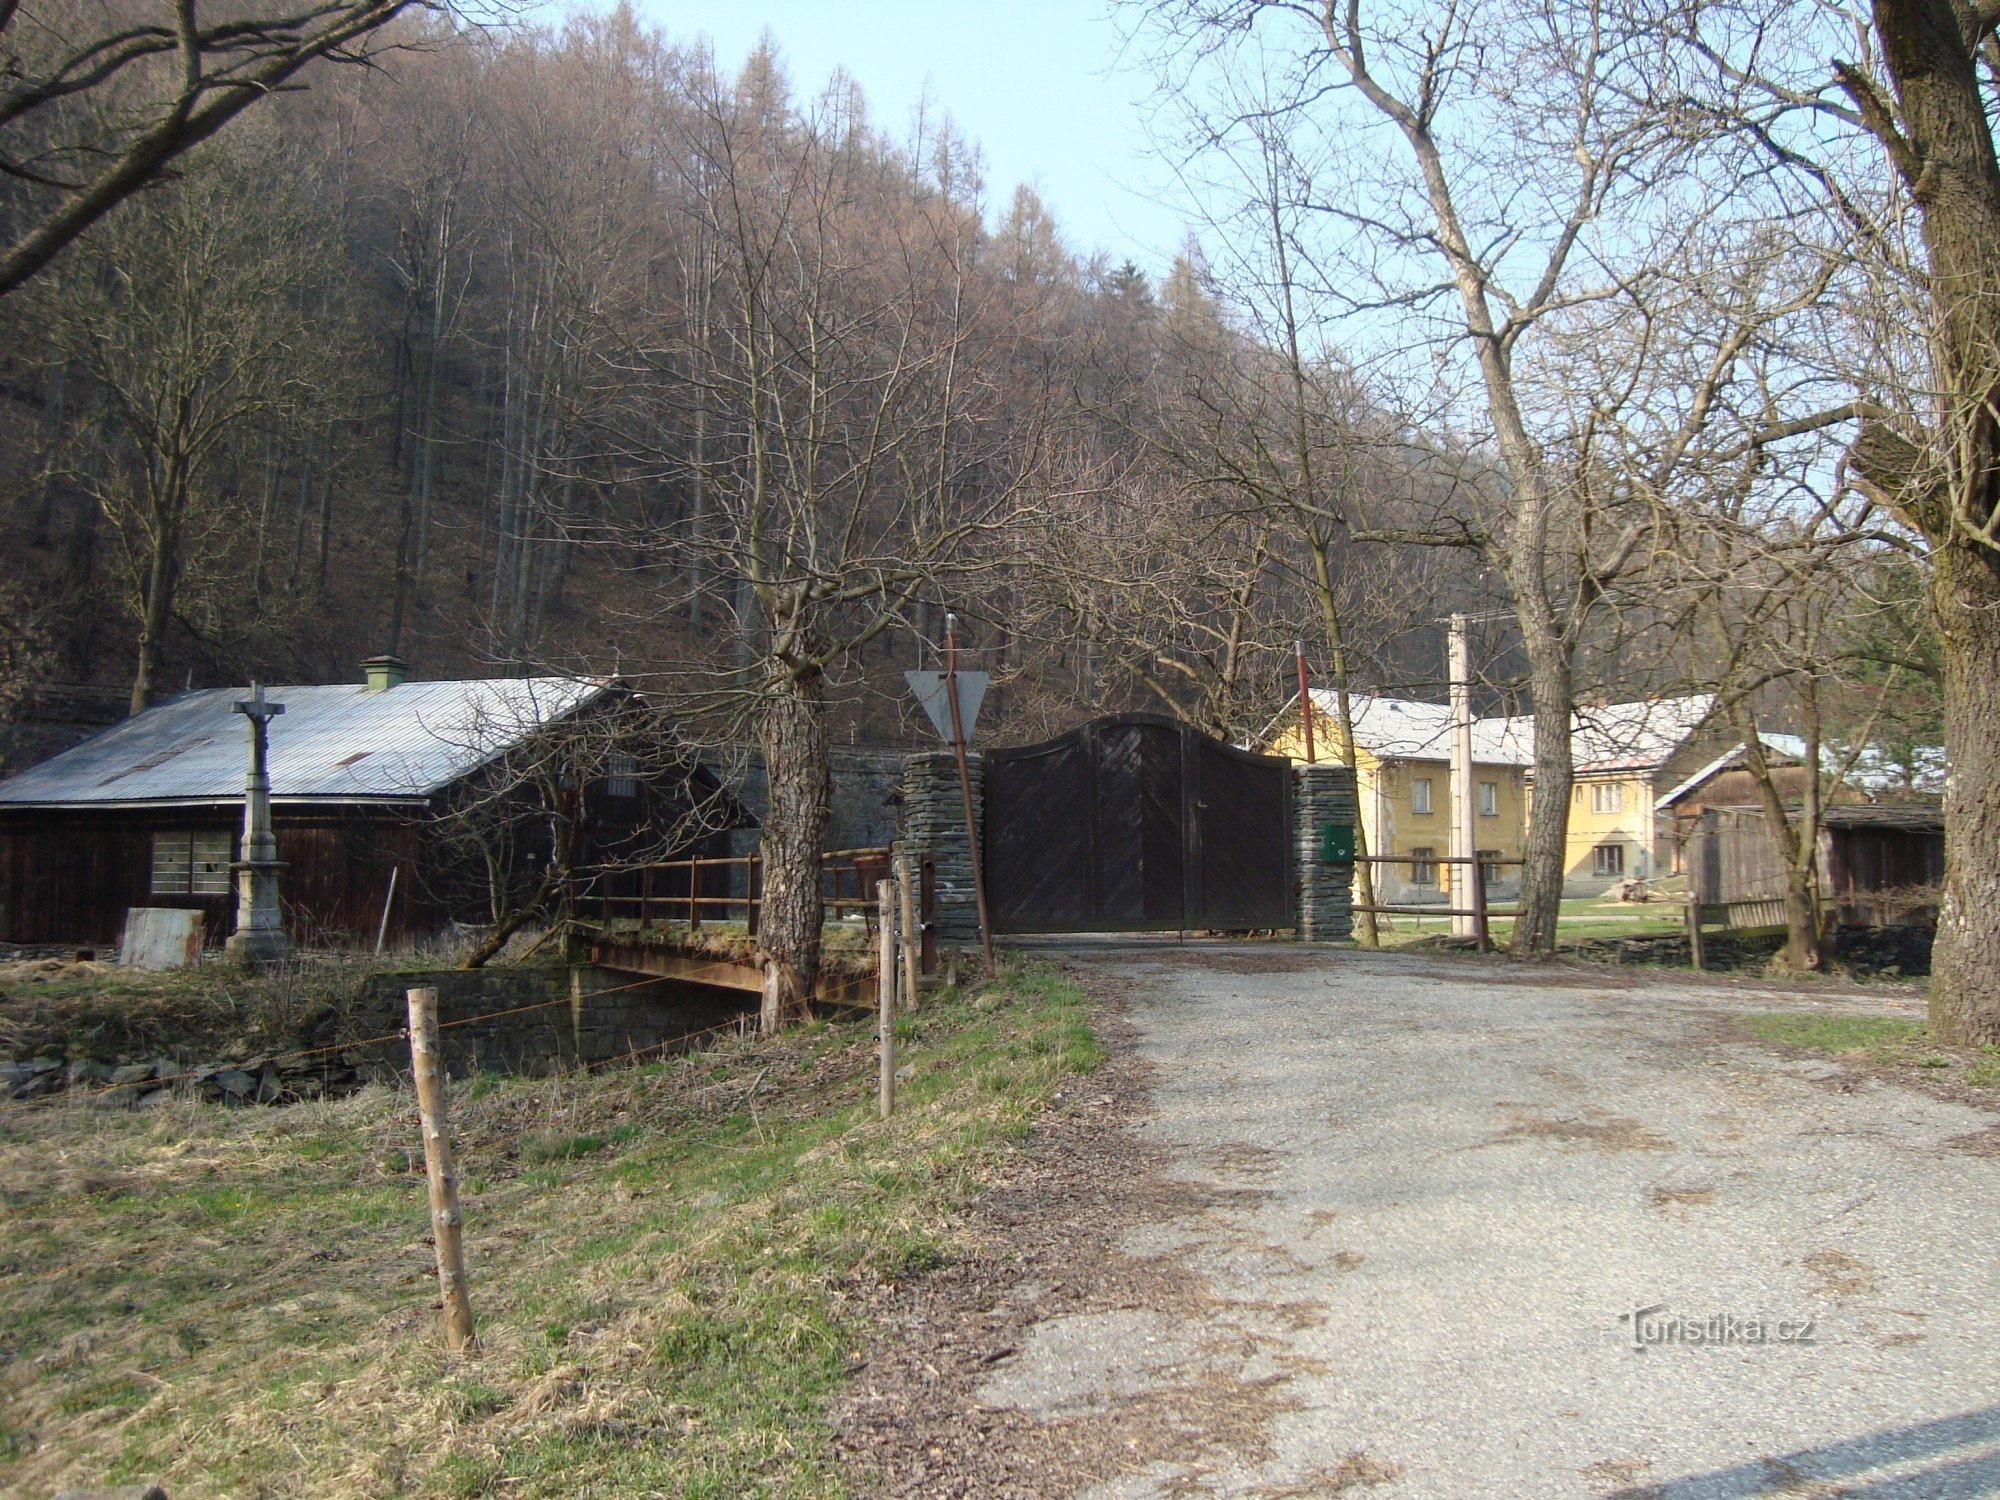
5, 969, 750, 1112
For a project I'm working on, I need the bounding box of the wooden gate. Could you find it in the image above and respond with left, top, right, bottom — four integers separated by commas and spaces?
983, 714, 1292, 934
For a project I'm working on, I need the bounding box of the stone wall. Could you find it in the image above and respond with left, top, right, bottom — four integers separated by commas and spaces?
896, 750, 984, 950
1295, 764, 1358, 943
714, 746, 912, 860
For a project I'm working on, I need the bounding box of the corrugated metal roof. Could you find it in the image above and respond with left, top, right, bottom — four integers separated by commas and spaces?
0, 677, 611, 807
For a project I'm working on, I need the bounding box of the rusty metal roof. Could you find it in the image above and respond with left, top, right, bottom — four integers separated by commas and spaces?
0, 677, 610, 808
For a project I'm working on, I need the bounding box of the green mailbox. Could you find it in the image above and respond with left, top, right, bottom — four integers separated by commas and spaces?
1320, 821, 1355, 863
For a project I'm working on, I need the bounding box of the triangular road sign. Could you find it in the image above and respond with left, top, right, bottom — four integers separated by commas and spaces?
905, 670, 988, 743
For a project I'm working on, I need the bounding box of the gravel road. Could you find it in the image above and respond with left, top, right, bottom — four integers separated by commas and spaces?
977, 944, 2000, 1498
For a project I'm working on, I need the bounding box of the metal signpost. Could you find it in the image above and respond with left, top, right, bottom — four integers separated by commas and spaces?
904, 613, 995, 974
1295, 639, 1316, 764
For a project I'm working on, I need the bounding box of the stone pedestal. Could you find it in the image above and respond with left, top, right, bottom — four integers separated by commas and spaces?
224, 860, 292, 964
1296, 764, 1358, 943
223, 685, 294, 965
896, 749, 984, 952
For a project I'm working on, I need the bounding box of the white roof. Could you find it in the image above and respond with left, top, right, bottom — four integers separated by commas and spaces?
1484, 695, 1715, 774
0, 677, 612, 807
1655, 732, 1947, 809
1298, 690, 1712, 774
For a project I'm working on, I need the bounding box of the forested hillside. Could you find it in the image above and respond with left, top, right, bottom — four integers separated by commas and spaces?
0, 5, 1488, 758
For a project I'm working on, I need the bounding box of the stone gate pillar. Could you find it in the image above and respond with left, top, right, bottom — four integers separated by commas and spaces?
896, 750, 985, 952
1296, 763, 1357, 943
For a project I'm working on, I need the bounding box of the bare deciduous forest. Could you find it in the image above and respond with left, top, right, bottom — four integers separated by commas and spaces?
1, 0, 1994, 1028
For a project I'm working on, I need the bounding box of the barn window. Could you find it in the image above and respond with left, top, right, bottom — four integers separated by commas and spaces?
604, 753, 638, 799
152, 831, 233, 895
1409, 847, 1436, 885
1411, 777, 1434, 815
1593, 843, 1625, 878
1591, 782, 1626, 814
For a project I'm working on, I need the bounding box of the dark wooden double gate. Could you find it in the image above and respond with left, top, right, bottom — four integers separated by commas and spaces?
984, 714, 1292, 934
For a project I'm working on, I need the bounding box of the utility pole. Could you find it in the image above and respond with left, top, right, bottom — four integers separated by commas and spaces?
1448, 614, 1476, 940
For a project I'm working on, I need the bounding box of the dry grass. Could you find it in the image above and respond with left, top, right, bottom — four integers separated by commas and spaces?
0, 964, 1102, 1498
0, 952, 395, 1065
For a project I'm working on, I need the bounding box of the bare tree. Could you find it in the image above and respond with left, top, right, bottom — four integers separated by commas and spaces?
0, 0, 448, 296
34, 134, 352, 711
592, 70, 1057, 1028
1138, 1, 1868, 952
1662, 0, 2000, 1037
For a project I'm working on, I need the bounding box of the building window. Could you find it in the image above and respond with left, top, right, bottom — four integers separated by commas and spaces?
1593, 843, 1625, 878
1411, 777, 1434, 815
1591, 782, 1626, 814
604, 753, 638, 799
152, 831, 233, 896
1477, 780, 1498, 816
1410, 847, 1436, 885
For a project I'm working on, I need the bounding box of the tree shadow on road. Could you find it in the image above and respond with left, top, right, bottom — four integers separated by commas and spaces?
1608, 1404, 2000, 1498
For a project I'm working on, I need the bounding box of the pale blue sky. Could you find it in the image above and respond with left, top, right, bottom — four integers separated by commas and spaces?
641, 0, 1190, 272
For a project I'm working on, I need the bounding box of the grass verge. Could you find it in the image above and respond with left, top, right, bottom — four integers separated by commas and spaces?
1734, 1010, 2000, 1091
0, 961, 1101, 1498
1737, 1014, 1926, 1055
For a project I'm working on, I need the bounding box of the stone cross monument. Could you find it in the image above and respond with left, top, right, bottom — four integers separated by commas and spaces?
224, 683, 294, 964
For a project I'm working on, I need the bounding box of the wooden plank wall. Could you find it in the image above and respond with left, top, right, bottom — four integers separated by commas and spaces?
0, 808, 425, 949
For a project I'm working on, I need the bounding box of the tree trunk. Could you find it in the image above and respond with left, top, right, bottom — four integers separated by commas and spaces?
1780, 864, 1825, 974
1930, 540, 2000, 1040
130, 505, 180, 715
1309, 543, 1378, 945
1511, 629, 1573, 955
1858, 0, 2000, 1037
756, 658, 830, 1033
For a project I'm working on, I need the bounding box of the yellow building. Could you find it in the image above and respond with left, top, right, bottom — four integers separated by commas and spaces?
1266, 693, 1529, 906
1507, 697, 1718, 894
1266, 691, 1716, 900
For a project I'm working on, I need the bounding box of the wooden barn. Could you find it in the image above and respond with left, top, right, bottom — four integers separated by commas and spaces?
0, 660, 734, 951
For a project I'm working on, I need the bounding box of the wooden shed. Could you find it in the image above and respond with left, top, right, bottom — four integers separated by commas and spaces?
0, 665, 734, 951
1680, 802, 1945, 928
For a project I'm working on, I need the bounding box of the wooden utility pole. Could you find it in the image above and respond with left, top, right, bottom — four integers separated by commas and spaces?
895, 852, 921, 1012
1447, 614, 1477, 941
876, 880, 897, 1119
405, 986, 477, 1354
944, 612, 995, 975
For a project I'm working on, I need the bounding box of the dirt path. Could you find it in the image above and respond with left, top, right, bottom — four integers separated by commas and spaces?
846, 945, 2000, 1498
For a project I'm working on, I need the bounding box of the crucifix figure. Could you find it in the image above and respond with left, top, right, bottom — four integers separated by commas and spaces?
224, 683, 293, 964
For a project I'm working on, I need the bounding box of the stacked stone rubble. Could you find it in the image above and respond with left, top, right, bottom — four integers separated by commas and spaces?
1295, 764, 1358, 943
896, 750, 984, 950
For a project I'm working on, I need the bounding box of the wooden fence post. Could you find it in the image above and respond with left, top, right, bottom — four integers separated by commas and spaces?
877, 880, 896, 1120
405, 987, 477, 1354
1470, 855, 1490, 952
1686, 895, 1706, 972
895, 853, 920, 1012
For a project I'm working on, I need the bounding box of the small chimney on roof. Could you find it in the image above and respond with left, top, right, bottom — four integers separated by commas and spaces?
361, 654, 409, 692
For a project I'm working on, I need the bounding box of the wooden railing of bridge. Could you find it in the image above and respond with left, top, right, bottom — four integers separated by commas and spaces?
569, 847, 898, 936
